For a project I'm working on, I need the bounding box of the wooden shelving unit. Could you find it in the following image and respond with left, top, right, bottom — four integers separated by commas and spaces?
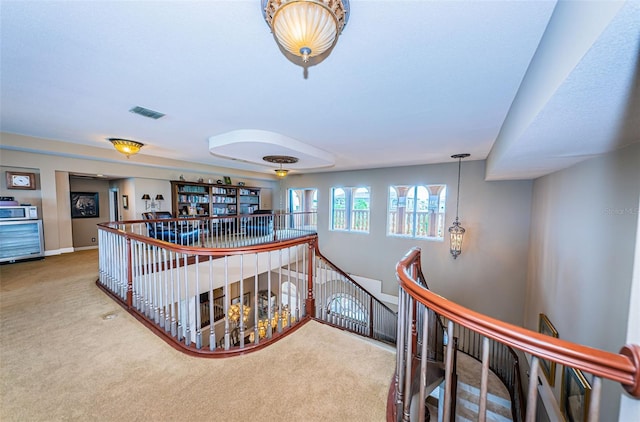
238, 188, 260, 215
171, 181, 261, 218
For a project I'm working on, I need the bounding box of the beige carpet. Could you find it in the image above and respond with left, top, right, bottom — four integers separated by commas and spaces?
0, 250, 395, 421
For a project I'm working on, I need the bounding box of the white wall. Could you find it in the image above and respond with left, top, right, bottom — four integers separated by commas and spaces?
283, 159, 533, 325
619, 193, 640, 420
525, 142, 640, 421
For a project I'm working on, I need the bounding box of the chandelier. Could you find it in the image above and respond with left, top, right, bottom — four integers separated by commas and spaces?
108, 138, 143, 158
263, 155, 299, 178
228, 303, 250, 325
448, 154, 470, 259
262, 0, 350, 65
257, 306, 295, 339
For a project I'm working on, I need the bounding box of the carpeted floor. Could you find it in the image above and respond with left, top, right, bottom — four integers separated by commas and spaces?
0, 250, 395, 421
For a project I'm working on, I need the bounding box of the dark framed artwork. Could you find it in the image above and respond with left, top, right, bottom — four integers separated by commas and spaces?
538, 313, 559, 385
71, 192, 99, 218
223, 176, 232, 185
231, 292, 250, 307
122, 195, 129, 209
561, 366, 591, 422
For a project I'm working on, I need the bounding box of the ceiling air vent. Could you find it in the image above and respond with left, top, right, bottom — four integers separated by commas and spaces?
129, 106, 165, 120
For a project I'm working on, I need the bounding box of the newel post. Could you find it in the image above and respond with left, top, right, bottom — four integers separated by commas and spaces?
620, 344, 640, 398
305, 239, 315, 316
126, 236, 133, 309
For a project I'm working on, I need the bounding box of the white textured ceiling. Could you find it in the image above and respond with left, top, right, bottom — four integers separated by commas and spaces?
1, 1, 638, 179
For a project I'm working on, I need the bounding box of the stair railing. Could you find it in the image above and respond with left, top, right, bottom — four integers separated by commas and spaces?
313, 245, 397, 344
97, 216, 319, 357
391, 247, 640, 422
98, 211, 398, 358
448, 322, 525, 420
313, 246, 398, 344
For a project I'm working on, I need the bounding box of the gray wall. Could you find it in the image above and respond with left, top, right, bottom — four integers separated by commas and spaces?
525, 142, 640, 421
69, 177, 110, 248
283, 159, 533, 325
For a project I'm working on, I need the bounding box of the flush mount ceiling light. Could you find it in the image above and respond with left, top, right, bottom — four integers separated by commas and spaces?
262, 0, 350, 65
108, 138, 144, 159
263, 155, 299, 178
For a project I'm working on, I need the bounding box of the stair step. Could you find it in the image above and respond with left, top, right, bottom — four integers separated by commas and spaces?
429, 381, 513, 422
456, 386, 512, 422
457, 381, 512, 410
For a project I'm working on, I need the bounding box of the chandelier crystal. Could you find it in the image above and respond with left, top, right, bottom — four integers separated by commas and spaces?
262, 0, 350, 65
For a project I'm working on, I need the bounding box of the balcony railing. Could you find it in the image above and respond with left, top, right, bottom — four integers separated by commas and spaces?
332, 209, 370, 232
390, 247, 640, 421
96, 212, 397, 356
388, 210, 445, 238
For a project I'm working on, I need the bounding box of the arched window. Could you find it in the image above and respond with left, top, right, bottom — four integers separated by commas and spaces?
331, 186, 370, 233
328, 294, 367, 322
331, 188, 346, 230
351, 187, 370, 232
387, 184, 446, 240
280, 281, 299, 318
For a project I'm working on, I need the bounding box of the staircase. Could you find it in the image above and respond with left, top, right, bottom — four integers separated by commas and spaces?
423, 353, 513, 421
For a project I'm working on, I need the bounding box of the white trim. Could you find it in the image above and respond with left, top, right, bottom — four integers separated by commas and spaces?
44, 247, 75, 256
74, 246, 99, 251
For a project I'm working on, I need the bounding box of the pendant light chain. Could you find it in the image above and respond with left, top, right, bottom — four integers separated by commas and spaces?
455, 156, 462, 221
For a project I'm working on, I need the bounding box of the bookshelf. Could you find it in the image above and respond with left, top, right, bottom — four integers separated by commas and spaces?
171, 181, 262, 218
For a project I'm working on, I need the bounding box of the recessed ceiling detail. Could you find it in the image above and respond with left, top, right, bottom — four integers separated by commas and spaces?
208, 129, 335, 171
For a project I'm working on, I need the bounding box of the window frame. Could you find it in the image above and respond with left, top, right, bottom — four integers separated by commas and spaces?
330, 186, 371, 233
387, 184, 446, 241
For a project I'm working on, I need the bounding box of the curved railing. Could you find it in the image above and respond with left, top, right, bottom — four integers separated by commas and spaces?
390, 247, 640, 422
98, 217, 318, 357
97, 211, 397, 357
314, 245, 397, 344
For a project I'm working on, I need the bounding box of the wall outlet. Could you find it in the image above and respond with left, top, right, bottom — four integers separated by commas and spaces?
91, 237, 96, 242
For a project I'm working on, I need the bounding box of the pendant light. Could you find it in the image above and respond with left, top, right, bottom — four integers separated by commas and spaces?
448, 153, 470, 259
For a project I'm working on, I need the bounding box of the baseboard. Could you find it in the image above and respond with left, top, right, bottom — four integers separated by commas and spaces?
74, 246, 99, 251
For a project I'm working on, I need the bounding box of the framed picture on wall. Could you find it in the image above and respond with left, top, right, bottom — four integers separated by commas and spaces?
223, 176, 232, 185
70, 192, 99, 218
231, 292, 250, 306
538, 313, 559, 385
6, 171, 36, 190
561, 366, 591, 422
122, 195, 129, 209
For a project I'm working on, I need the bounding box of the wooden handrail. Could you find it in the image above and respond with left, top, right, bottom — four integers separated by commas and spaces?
97, 220, 317, 256
314, 244, 397, 316
97, 224, 320, 357
396, 247, 640, 398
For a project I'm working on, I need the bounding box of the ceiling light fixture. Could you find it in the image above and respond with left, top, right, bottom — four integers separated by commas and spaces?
109, 138, 144, 159
262, 0, 350, 65
448, 153, 470, 259
275, 166, 289, 178
263, 155, 299, 178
